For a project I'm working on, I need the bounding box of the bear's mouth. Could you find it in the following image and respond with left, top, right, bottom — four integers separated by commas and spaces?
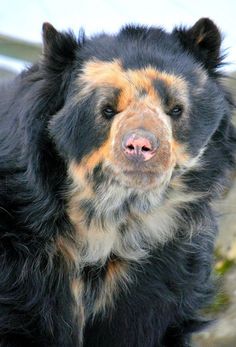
119, 169, 166, 189
95, 161, 173, 192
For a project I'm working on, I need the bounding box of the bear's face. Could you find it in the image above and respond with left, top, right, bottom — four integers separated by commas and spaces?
49, 21, 224, 192
72, 59, 187, 191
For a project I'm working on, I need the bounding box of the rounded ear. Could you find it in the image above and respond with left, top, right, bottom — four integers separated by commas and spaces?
173, 18, 222, 73
42, 22, 79, 72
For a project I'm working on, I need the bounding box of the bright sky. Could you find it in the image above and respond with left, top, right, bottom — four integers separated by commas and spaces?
1, 0, 236, 71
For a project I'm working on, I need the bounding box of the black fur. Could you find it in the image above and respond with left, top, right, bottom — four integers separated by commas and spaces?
0, 19, 235, 346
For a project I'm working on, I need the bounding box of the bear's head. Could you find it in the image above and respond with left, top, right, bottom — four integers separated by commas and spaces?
46, 19, 227, 212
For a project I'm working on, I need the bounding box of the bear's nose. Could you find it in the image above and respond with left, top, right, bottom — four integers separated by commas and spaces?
122, 130, 159, 162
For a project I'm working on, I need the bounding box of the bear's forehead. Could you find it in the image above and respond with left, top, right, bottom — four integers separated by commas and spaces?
77, 59, 189, 110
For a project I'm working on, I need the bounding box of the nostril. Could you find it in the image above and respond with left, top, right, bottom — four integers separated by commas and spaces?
127, 144, 135, 151
142, 145, 151, 152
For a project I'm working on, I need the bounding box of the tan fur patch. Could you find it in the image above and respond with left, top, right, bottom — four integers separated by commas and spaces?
93, 259, 129, 315
171, 139, 190, 166
71, 278, 86, 342
56, 235, 78, 266
78, 59, 188, 111
72, 278, 83, 296
171, 139, 206, 171
78, 140, 111, 173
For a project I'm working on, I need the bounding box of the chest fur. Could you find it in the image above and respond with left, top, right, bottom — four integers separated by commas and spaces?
67, 183, 178, 265
61, 171, 198, 325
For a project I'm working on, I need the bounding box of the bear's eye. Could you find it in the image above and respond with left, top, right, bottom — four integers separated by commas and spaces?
168, 105, 183, 118
102, 105, 116, 119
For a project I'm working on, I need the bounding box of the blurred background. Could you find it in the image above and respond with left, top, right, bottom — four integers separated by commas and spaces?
0, 1, 236, 346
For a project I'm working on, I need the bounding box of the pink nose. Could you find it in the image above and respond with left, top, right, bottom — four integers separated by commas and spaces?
122, 130, 158, 162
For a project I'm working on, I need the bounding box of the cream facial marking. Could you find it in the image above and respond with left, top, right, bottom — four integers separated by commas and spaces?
77, 59, 189, 105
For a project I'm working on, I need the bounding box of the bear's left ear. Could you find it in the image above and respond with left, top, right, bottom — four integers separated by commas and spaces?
173, 18, 222, 73
42, 22, 79, 71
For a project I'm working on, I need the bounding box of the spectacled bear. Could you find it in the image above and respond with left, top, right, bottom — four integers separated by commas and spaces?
0, 18, 235, 347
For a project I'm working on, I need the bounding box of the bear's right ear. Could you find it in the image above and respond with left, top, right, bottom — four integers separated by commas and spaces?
173, 18, 222, 74
42, 22, 79, 71
42, 22, 59, 53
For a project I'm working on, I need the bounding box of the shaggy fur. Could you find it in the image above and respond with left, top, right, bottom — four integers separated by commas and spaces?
0, 18, 235, 346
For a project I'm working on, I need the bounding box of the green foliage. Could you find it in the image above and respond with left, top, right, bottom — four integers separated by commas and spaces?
0, 34, 41, 62
206, 291, 231, 314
